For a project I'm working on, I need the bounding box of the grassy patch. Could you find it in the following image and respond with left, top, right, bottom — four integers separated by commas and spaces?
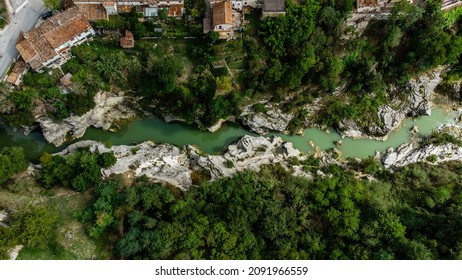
1, 174, 109, 259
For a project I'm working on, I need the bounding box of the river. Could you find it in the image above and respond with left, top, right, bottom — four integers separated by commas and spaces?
0, 108, 457, 162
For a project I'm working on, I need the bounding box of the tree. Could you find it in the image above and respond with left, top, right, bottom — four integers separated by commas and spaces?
0, 146, 28, 185
9, 88, 37, 111
95, 51, 141, 86
99, 152, 117, 169
9, 206, 57, 247
39, 149, 109, 191
215, 76, 232, 92
149, 56, 184, 93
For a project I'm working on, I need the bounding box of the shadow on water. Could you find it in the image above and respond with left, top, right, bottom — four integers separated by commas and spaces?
0, 108, 458, 162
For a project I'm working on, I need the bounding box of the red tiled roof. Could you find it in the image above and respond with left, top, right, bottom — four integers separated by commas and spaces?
7, 58, 28, 85
213, 1, 232, 26
16, 7, 93, 70
45, 18, 92, 48
168, 4, 184, 17
357, 0, 378, 7
120, 30, 135, 48
75, 3, 108, 21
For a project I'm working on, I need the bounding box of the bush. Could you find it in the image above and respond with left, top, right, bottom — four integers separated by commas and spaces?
0, 147, 28, 185
426, 155, 438, 163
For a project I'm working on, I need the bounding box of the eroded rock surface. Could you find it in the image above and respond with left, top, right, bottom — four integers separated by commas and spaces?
35, 92, 139, 146
56, 136, 309, 190
381, 142, 462, 168
339, 68, 445, 140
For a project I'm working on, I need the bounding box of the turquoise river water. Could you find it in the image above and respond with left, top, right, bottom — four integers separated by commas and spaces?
0, 108, 457, 162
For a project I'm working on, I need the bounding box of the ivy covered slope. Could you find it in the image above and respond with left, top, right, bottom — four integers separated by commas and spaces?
1, 145, 462, 260
2, 1, 462, 136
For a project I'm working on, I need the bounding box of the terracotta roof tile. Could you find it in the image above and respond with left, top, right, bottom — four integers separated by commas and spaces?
168, 4, 184, 17
120, 30, 135, 48
44, 18, 92, 48
16, 6, 93, 70
357, 0, 378, 7
7, 58, 28, 85
213, 1, 233, 26
76, 3, 108, 21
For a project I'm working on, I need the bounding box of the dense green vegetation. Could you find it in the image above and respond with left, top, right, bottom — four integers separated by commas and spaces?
0, 206, 57, 259
79, 162, 462, 260
1, 142, 462, 260
3, 0, 461, 132
240, 0, 462, 127
421, 130, 462, 147
0, 146, 28, 185
39, 148, 116, 192
0, 2, 7, 29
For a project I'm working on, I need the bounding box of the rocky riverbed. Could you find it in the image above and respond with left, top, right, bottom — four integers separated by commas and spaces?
380, 124, 462, 168
49, 127, 462, 189
380, 142, 462, 168
56, 135, 310, 190
28, 65, 451, 149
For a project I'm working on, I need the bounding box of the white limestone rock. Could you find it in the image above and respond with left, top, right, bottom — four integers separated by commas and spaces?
35, 92, 139, 147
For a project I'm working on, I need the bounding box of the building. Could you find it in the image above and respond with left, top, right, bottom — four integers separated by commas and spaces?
60, 73, 74, 88
212, 0, 233, 38
120, 30, 135, 48
6, 58, 28, 86
63, 0, 185, 21
15, 6, 95, 72
262, 0, 285, 17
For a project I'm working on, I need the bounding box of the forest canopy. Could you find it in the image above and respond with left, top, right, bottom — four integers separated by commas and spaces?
82, 162, 462, 260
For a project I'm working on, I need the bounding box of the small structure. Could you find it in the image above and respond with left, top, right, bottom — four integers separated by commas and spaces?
103, 1, 118, 15
212, 0, 234, 39
144, 7, 159, 17
262, 0, 285, 17
60, 73, 74, 88
6, 58, 28, 87
167, 4, 185, 17
243, 0, 261, 8
120, 30, 135, 48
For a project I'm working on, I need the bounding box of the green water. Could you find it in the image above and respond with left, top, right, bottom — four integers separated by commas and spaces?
0, 108, 457, 162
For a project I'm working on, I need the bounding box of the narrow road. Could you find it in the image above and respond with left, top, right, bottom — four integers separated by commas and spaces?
0, 0, 46, 79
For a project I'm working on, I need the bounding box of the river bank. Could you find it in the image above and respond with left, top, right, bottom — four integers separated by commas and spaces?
1, 105, 460, 163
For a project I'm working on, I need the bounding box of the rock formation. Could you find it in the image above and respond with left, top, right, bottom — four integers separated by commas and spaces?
34, 92, 139, 146
56, 135, 309, 190
339, 67, 445, 140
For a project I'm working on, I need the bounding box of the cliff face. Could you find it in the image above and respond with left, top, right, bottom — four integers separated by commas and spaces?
34, 92, 140, 147
338, 67, 445, 140
235, 68, 446, 140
